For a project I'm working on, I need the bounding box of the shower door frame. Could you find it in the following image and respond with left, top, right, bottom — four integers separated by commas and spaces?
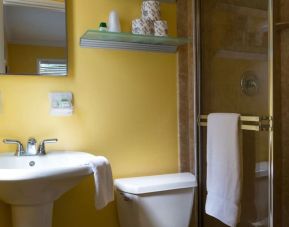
193, 0, 275, 226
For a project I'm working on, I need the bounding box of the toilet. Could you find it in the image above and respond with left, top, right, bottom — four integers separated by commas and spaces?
114, 172, 197, 227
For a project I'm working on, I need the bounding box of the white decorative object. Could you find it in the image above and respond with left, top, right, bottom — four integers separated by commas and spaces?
141, 0, 160, 21
108, 10, 121, 32
154, 20, 168, 36
49, 92, 73, 116
132, 18, 153, 35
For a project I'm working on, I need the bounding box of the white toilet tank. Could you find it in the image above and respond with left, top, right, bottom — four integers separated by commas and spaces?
114, 173, 197, 227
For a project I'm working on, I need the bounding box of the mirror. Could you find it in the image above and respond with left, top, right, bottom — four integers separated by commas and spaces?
0, 0, 67, 76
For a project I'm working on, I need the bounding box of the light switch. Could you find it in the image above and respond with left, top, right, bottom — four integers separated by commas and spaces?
49, 92, 73, 116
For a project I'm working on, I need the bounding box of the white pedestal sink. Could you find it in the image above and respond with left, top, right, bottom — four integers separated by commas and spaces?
0, 151, 98, 227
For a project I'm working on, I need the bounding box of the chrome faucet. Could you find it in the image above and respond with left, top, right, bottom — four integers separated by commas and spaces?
26, 137, 37, 155
3, 138, 58, 156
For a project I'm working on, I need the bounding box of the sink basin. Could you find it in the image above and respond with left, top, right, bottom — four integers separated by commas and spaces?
0, 151, 98, 227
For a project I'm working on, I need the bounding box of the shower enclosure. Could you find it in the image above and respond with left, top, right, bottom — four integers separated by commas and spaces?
196, 0, 274, 226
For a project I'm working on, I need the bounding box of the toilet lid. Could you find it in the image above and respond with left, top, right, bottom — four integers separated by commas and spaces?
114, 172, 197, 194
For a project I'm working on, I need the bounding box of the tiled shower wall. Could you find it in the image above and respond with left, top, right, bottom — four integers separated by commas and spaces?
177, 0, 195, 173
177, 0, 197, 226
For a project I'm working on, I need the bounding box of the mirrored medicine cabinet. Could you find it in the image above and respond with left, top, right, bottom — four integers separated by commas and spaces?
0, 0, 67, 76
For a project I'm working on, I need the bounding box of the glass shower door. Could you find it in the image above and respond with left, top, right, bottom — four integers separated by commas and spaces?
198, 0, 271, 226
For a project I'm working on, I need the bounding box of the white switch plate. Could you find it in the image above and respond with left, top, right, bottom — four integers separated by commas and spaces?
49, 92, 73, 116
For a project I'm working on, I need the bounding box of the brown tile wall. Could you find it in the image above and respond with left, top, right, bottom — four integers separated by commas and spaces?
177, 0, 196, 174
177, 0, 197, 226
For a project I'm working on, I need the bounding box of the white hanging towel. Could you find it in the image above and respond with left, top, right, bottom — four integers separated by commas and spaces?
205, 113, 242, 227
89, 156, 114, 210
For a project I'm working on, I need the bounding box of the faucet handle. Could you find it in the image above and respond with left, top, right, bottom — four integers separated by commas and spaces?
38, 138, 58, 155
3, 139, 25, 156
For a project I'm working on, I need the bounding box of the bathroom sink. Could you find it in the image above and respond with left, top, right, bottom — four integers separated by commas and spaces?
0, 151, 94, 204
0, 151, 97, 227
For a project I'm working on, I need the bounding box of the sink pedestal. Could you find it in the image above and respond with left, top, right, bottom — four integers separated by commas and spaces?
12, 203, 53, 227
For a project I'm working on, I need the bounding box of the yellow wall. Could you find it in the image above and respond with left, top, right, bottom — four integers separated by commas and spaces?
7, 44, 66, 74
0, 0, 178, 226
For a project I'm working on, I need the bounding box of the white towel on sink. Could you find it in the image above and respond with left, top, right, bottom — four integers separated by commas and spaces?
89, 156, 114, 210
205, 113, 242, 227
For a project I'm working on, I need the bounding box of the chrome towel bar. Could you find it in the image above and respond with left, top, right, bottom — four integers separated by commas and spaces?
198, 115, 272, 131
